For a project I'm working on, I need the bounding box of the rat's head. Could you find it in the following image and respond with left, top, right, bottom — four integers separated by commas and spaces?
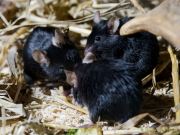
51, 27, 70, 48
85, 11, 124, 59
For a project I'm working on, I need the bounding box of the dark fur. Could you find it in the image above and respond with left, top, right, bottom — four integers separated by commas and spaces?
23, 27, 81, 83
73, 60, 142, 123
86, 17, 159, 78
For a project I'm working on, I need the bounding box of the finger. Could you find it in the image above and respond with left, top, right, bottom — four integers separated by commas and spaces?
120, 15, 149, 35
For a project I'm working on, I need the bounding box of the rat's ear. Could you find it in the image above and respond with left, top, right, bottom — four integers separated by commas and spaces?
52, 28, 66, 48
93, 11, 101, 24
32, 50, 50, 66
64, 70, 77, 88
107, 17, 120, 34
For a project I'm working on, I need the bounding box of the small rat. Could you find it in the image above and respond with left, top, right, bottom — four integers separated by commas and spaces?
69, 52, 142, 123
23, 27, 81, 85
85, 12, 159, 78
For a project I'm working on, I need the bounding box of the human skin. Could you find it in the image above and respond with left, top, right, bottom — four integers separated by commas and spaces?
120, 0, 180, 50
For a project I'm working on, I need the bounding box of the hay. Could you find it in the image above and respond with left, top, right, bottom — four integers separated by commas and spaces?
0, 0, 180, 134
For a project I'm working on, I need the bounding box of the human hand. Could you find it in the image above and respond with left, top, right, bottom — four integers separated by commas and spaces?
120, 0, 180, 49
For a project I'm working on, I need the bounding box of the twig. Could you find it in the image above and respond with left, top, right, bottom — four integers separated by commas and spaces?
167, 45, 180, 123
92, 3, 119, 9
1, 107, 6, 135
26, 14, 91, 36
24, 104, 45, 110
28, 0, 54, 13
130, 0, 145, 13
0, 13, 10, 27
43, 123, 76, 129
104, 1, 130, 13
151, 68, 157, 93
0, 27, 28, 67
92, 0, 97, 5
25, 0, 31, 17
142, 59, 170, 85
55, 96, 88, 114
14, 79, 23, 102
0, 2, 131, 34
0, 44, 9, 69
11, 15, 26, 26
8, 45, 26, 102
103, 128, 154, 135
69, 26, 91, 36
122, 113, 165, 128
0, 22, 55, 35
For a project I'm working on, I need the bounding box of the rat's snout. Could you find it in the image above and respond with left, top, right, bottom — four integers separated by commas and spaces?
82, 52, 96, 64
84, 46, 95, 55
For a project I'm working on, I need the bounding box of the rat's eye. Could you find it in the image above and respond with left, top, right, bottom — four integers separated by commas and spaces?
95, 36, 101, 42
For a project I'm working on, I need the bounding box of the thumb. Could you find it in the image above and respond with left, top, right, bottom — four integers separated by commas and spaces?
120, 15, 149, 35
